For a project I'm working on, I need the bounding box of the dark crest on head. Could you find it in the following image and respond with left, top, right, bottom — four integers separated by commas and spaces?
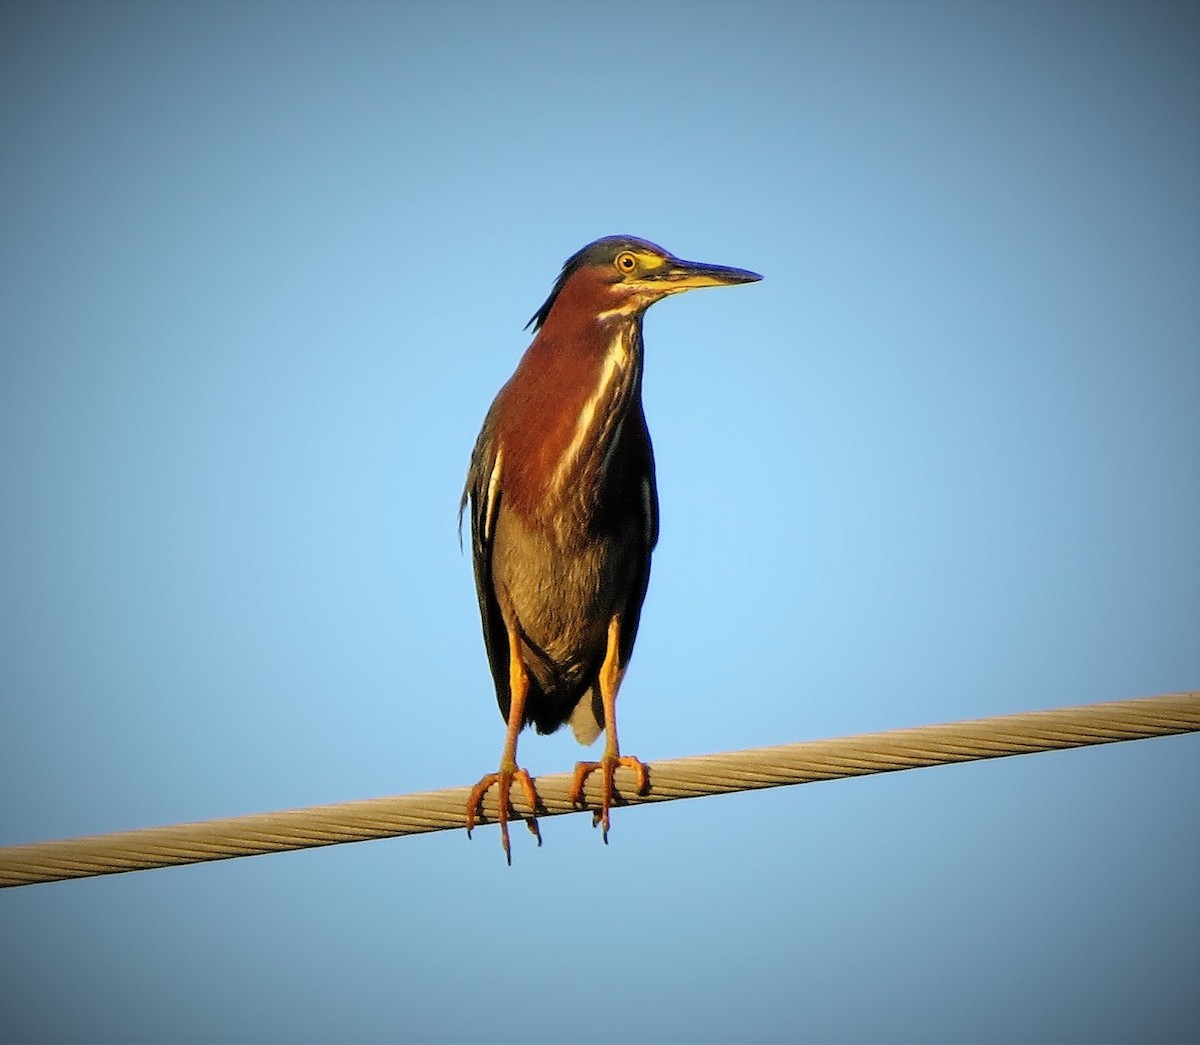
525, 236, 666, 331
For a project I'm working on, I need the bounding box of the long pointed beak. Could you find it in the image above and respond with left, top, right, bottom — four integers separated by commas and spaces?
656, 255, 762, 291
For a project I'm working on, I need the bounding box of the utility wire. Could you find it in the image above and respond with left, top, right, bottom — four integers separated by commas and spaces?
2, 691, 1196, 887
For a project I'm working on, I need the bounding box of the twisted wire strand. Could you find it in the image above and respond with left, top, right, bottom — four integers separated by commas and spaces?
2, 691, 1196, 887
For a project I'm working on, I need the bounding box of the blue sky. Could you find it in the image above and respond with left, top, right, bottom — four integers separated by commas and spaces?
2, 2, 1198, 1042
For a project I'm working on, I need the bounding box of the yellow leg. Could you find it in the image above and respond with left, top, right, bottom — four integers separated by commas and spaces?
466, 624, 542, 864
569, 615, 650, 842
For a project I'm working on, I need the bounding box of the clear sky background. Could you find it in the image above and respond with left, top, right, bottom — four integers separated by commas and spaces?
2, 2, 1198, 1042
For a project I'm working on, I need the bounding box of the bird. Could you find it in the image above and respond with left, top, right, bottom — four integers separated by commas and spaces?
459, 235, 761, 861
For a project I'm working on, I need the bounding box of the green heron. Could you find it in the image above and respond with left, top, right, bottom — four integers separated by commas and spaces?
460, 235, 761, 861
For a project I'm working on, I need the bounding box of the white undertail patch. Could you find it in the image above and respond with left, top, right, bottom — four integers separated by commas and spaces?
568, 691, 603, 745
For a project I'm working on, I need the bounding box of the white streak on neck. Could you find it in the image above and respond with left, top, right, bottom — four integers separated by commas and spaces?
552, 328, 631, 494
483, 446, 503, 541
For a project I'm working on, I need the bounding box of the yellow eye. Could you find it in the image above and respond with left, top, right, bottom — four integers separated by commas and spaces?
615, 251, 638, 274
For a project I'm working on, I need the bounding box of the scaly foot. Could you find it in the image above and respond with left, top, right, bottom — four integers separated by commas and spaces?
570, 754, 649, 843
466, 765, 542, 864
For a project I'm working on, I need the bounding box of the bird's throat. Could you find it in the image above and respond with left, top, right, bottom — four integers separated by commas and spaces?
549, 321, 640, 498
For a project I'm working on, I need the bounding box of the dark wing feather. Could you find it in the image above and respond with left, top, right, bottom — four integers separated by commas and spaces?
459, 415, 513, 721
616, 404, 658, 669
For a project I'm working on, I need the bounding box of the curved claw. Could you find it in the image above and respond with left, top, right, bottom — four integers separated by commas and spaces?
467, 766, 542, 864
569, 754, 649, 843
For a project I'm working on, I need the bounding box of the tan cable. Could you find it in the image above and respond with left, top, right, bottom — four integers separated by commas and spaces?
2, 691, 1196, 887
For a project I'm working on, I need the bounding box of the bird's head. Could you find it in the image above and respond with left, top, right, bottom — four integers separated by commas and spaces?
527, 236, 761, 331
